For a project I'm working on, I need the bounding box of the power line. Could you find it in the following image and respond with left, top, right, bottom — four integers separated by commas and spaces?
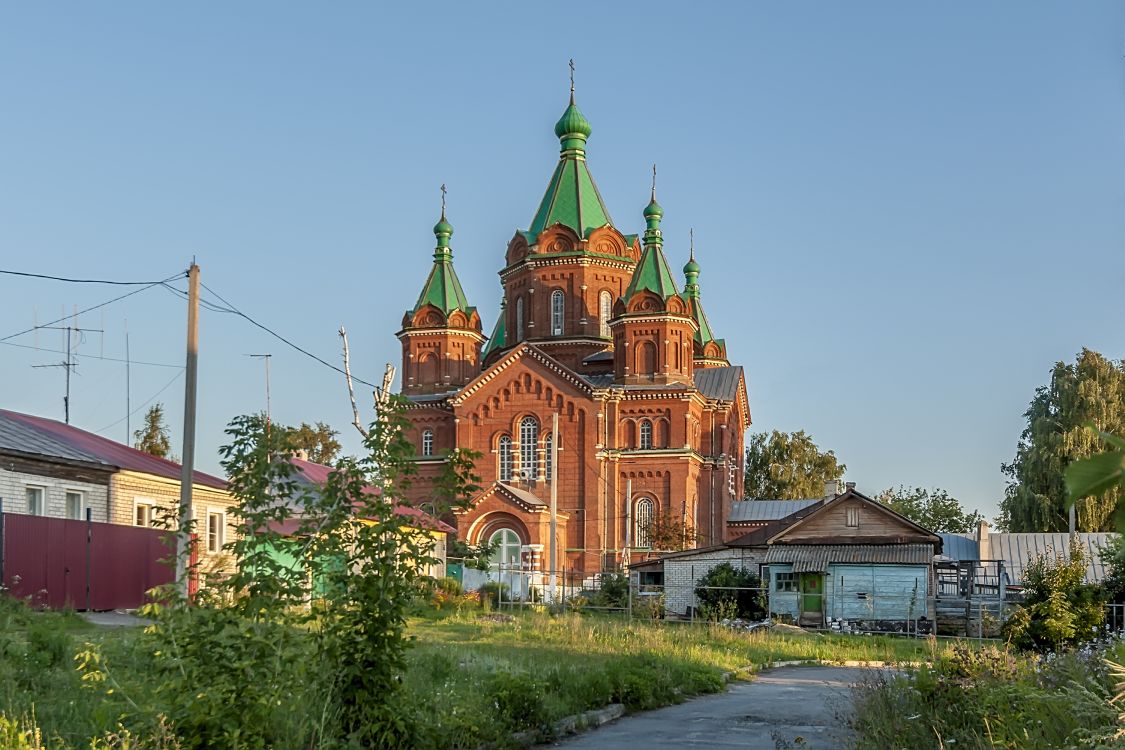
198, 280, 381, 391
0, 339, 182, 368
93, 368, 184, 435
0, 269, 186, 285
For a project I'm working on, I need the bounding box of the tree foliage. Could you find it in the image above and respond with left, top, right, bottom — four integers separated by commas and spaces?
875, 486, 983, 533
1000, 349, 1125, 532
694, 563, 766, 620
133, 403, 172, 459
288, 421, 342, 464
1001, 540, 1105, 652
743, 430, 845, 500
642, 513, 696, 552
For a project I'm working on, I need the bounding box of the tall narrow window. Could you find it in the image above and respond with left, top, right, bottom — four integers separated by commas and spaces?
639, 420, 653, 450
421, 429, 434, 457
519, 416, 539, 480
544, 432, 553, 482
207, 510, 225, 554
65, 491, 83, 520
635, 497, 655, 549
551, 289, 564, 335
515, 296, 525, 342
599, 290, 613, 337
498, 435, 513, 481
25, 486, 44, 516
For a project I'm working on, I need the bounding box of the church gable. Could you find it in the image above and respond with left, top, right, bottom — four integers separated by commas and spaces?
451, 343, 593, 410
770, 492, 940, 546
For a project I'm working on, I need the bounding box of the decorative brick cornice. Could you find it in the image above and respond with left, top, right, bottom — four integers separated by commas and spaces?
450, 343, 592, 406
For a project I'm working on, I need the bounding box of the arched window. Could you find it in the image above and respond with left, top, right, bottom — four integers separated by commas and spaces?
635, 497, 655, 549
551, 289, 565, 335
639, 420, 653, 450
515, 296, 525, 342
421, 429, 434, 457
636, 340, 657, 376
544, 432, 553, 482
519, 416, 539, 480
418, 352, 438, 385
488, 528, 523, 567
599, 290, 613, 337
498, 435, 513, 481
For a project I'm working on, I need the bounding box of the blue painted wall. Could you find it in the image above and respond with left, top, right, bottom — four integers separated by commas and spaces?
825, 564, 928, 621
768, 564, 799, 620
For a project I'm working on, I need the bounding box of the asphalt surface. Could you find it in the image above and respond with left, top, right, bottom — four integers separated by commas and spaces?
552, 665, 874, 749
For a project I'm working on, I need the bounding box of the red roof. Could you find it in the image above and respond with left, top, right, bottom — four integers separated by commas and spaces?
0, 409, 227, 490
290, 457, 455, 534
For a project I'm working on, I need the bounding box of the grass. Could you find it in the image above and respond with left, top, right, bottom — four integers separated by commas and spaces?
0, 599, 968, 749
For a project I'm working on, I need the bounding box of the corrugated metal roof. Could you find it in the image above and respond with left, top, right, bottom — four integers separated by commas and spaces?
0, 411, 109, 465
938, 533, 980, 562
693, 366, 743, 401
987, 533, 1115, 586
496, 482, 546, 507
0, 409, 227, 489
729, 499, 820, 523
765, 543, 936, 572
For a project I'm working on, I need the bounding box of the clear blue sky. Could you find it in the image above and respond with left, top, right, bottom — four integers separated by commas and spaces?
2, 3, 1123, 520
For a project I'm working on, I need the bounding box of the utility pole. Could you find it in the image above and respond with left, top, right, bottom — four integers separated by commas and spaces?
176, 263, 200, 597
549, 412, 559, 603
623, 478, 632, 570
125, 320, 131, 445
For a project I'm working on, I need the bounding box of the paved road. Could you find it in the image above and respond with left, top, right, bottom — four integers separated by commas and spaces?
553, 666, 874, 749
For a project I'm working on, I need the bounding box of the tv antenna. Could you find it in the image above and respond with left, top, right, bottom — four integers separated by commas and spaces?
32, 307, 103, 424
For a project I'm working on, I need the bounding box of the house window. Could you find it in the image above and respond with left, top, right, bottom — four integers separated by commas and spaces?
65, 491, 84, 520
206, 510, 225, 554
488, 528, 522, 567
544, 432, 553, 482
498, 435, 513, 481
551, 290, 564, 335
421, 429, 434, 457
599, 290, 612, 337
515, 296, 525, 342
775, 572, 798, 592
134, 501, 154, 528
846, 507, 860, 528
25, 486, 44, 516
519, 416, 539, 480
634, 497, 655, 549
639, 420, 653, 450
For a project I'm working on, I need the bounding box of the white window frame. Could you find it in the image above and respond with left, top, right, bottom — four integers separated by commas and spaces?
25, 485, 45, 516
498, 435, 513, 481
519, 416, 539, 480
634, 497, 655, 549
550, 289, 565, 335
64, 489, 85, 520
206, 508, 226, 554
599, 290, 613, 337
134, 498, 156, 527
639, 420, 653, 450
421, 428, 434, 457
488, 528, 523, 568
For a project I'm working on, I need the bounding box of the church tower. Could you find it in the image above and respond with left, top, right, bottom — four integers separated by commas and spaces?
610, 182, 698, 385
487, 73, 641, 371
683, 234, 729, 368
397, 200, 485, 394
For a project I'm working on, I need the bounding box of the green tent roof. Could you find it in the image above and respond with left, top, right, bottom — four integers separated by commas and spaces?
482, 300, 508, 359
624, 243, 681, 301
412, 215, 473, 316
683, 250, 717, 346
526, 99, 614, 240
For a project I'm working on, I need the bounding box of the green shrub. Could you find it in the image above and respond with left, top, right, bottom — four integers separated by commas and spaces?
593, 573, 627, 608
25, 621, 70, 670
435, 577, 463, 596
1003, 541, 1105, 652
694, 563, 766, 620
478, 581, 510, 608
486, 672, 546, 730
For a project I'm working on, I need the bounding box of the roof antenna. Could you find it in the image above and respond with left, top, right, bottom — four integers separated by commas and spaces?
440, 183, 447, 219
569, 58, 576, 104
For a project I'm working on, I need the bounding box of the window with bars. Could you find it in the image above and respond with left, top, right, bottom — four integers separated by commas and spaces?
634, 497, 655, 548
639, 420, 653, 449
551, 290, 564, 335
599, 290, 612, 337
498, 435, 513, 481
421, 429, 434, 457
519, 416, 539, 480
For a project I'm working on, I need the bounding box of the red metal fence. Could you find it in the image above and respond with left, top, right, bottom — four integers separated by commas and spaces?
0, 513, 175, 610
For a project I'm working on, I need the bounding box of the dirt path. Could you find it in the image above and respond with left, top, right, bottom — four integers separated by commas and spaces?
552, 665, 875, 749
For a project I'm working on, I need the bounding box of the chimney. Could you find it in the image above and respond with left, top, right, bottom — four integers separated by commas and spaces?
823, 480, 840, 500
845, 481, 856, 493
977, 519, 990, 557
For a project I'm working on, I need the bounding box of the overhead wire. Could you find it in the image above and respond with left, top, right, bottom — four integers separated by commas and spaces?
93, 368, 185, 435
0, 269, 185, 285
0, 339, 183, 368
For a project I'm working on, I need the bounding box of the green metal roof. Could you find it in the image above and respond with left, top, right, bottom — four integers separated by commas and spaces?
527, 99, 614, 240
412, 215, 473, 316
623, 196, 680, 302
683, 249, 717, 346
482, 299, 508, 359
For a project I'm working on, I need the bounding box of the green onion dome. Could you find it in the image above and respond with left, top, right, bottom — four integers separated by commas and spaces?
554, 102, 593, 142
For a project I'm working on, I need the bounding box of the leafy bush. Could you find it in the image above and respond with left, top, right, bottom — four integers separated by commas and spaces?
485, 672, 547, 730
435, 577, 463, 596
478, 581, 510, 608
694, 563, 766, 620
1003, 541, 1105, 652
593, 573, 628, 608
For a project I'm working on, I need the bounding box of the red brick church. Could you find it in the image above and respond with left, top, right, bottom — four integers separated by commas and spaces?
395, 83, 749, 578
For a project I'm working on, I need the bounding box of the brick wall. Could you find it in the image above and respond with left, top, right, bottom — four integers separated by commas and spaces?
663, 547, 766, 616
0, 468, 109, 521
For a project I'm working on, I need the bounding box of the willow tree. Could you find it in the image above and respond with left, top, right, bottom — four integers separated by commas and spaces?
1000, 348, 1125, 532
744, 430, 845, 500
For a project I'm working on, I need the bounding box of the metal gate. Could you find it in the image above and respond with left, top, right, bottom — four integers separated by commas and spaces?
0, 512, 175, 610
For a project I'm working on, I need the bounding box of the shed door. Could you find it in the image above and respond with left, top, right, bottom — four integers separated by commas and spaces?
799, 573, 823, 616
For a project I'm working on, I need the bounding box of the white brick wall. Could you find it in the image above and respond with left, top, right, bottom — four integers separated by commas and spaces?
662, 548, 767, 616
0, 468, 109, 522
